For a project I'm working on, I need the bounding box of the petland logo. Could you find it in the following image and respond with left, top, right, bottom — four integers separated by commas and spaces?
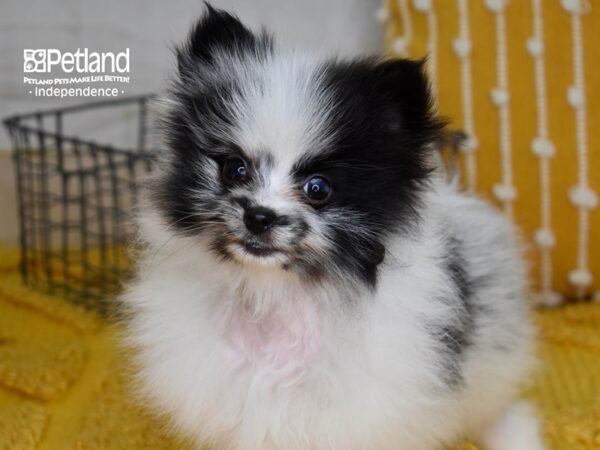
23, 48, 131, 98
24, 48, 130, 74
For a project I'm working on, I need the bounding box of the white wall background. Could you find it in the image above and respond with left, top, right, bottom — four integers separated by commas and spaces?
0, 0, 384, 149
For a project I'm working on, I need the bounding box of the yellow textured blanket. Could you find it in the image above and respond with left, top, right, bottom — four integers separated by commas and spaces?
0, 248, 599, 450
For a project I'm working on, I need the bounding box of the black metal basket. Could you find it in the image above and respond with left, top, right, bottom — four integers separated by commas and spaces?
3, 96, 155, 311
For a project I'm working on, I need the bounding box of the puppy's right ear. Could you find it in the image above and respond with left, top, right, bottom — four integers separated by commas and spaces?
177, 4, 272, 77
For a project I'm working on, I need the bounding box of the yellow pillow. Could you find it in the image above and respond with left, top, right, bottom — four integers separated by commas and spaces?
381, 0, 599, 304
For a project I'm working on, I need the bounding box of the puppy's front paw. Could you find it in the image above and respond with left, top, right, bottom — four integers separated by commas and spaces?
480, 401, 545, 450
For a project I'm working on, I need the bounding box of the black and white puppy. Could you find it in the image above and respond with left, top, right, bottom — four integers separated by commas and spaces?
123, 6, 544, 450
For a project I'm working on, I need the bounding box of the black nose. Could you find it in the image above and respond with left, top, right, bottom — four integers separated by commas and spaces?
243, 206, 277, 235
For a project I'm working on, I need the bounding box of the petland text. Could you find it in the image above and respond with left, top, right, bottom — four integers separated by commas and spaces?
24, 48, 130, 74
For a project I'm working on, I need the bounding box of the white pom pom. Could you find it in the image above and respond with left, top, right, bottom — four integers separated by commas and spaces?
485, 0, 507, 13
534, 229, 555, 249
568, 268, 593, 288
490, 88, 509, 106
531, 137, 555, 158
567, 86, 584, 108
452, 38, 472, 58
413, 0, 432, 12
375, 5, 390, 22
561, 0, 587, 14
526, 37, 543, 57
569, 185, 598, 209
461, 135, 479, 153
493, 183, 517, 202
392, 37, 409, 55
535, 291, 563, 307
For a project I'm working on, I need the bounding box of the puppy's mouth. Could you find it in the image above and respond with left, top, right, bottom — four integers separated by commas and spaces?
242, 241, 277, 256
242, 242, 277, 256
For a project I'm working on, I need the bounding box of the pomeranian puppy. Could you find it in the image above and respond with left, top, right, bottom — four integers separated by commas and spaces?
122, 5, 545, 450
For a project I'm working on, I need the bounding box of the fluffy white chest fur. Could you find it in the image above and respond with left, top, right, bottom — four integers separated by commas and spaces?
124, 187, 542, 450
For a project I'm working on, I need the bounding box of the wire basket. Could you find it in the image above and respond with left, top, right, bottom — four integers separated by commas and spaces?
3, 96, 156, 312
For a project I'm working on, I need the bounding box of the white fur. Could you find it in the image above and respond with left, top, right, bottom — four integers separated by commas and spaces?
123, 181, 544, 450
481, 401, 545, 450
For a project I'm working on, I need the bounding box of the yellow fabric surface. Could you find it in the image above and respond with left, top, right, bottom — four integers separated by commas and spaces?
0, 247, 599, 449
383, 1, 600, 298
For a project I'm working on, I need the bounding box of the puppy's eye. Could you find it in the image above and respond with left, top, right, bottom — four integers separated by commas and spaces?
222, 158, 248, 184
303, 176, 332, 204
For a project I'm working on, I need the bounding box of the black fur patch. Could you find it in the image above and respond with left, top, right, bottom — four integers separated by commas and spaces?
433, 238, 475, 387
177, 4, 273, 76
152, 7, 274, 235
290, 59, 444, 286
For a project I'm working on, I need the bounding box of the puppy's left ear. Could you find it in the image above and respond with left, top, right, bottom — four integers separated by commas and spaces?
177, 4, 272, 77
373, 58, 444, 141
